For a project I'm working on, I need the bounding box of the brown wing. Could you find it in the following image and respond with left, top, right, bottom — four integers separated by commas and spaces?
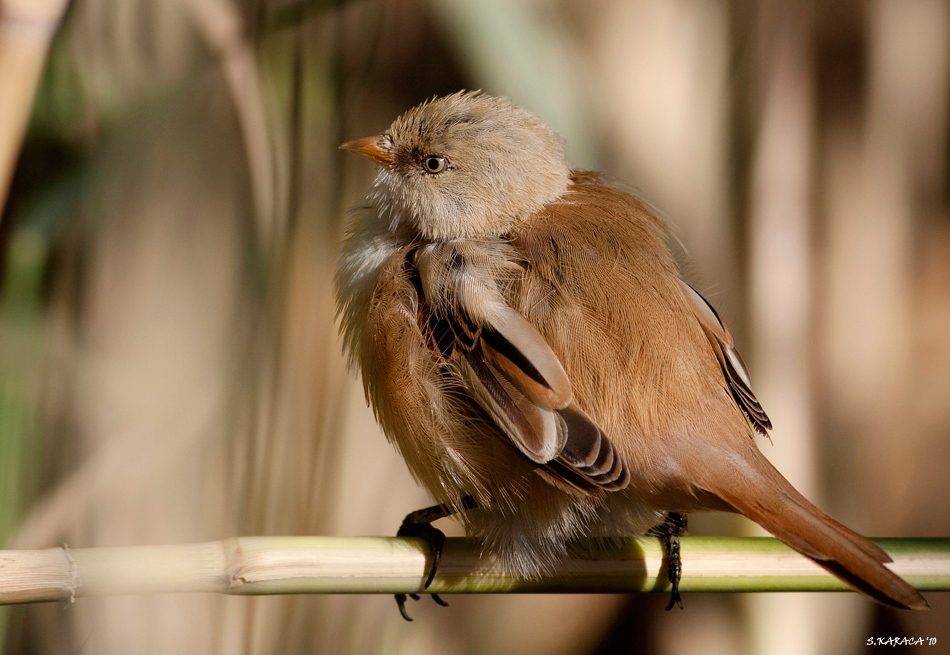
679, 280, 772, 436
415, 240, 630, 490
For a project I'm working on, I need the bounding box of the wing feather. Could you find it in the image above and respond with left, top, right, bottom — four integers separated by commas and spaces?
680, 281, 772, 436
416, 241, 629, 490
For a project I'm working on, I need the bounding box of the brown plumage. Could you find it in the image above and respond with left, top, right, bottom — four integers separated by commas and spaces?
335, 91, 927, 610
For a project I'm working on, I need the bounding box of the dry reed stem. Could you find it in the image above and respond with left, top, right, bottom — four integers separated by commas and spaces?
0, 536, 946, 604
183, 0, 287, 250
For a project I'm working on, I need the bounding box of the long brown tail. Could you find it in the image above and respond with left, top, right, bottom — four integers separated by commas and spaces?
704, 449, 928, 610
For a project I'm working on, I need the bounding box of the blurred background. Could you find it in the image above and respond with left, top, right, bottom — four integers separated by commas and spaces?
0, 0, 948, 653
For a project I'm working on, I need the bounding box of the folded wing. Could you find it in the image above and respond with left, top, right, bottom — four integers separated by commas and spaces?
416, 242, 630, 491
680, 280, 772, 436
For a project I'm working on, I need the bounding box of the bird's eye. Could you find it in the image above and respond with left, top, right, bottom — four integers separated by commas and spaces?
422, 155, 448, 174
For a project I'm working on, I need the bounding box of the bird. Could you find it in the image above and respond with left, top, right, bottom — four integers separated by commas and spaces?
335, 90, 928, 619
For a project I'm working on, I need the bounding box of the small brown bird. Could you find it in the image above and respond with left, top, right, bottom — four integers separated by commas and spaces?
335, 91, 927, 618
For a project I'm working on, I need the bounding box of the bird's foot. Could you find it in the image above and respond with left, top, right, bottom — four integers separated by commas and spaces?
649, 512, 688, 611
394, 495, 476, 621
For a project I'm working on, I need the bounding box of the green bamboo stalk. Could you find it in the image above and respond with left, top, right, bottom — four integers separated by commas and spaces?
0, 536, 946, 605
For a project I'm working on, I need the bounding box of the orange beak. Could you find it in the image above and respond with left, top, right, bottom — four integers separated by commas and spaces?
339, 136, 394, 166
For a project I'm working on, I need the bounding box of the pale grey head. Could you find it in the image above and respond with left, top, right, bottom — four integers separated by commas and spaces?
341, 91, 572, 241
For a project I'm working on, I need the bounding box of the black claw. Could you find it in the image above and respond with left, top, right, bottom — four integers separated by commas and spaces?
392, 495, 477, 620
423, 528, 445, 589
665, 585, 684, 612
650, 512, 688, 611
396, 593, 413, 622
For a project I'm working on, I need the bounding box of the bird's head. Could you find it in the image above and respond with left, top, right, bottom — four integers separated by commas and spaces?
341, 91, 571, 241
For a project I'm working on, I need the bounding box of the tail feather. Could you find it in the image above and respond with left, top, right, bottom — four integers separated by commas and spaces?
705, 451, 928, 611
